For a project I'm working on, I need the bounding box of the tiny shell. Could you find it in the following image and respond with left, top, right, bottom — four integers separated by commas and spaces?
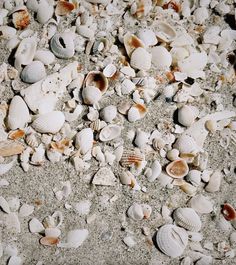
92, 167, 116, 186
189, 194, 213, 214
29, 217, 45, 233
222, 203, 236, 221
100, 105, 117, 123
156, 224, 188, 258
147, 160, 162, 182
166, 159, 189, 178
137, 29, 158, 47
84, 71, 108, 94
154, 21, 176, 43
180, 181, 197, 196
119, 170, 136, 186
99, 124, 121, 142
174, 208, 202, 232
75, 128, 93, 155
34, 50, 55, 65
174, 135, 200, 155
37, 1, 54, 24
0, 26, 16, 39
151, 46, 172, 70
82, 86, 102, 105
0, 140, 24, 157
26, 133, 39, 148
130, 47, 152, 71
55, 1, 74, 16
8, 129, 25, 140
178, 105, 199, 127
40, 237, 59, 246
123, 32, 144, 57
76, 25, 94, 39
32, 111, 65, 134
21, 61, 46, 84
205, 170, 222, 193
166, 149, 180, 161
50, 32, 75, 59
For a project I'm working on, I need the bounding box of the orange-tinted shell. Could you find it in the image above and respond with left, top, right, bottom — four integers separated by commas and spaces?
84, 71, 108, 94
166, 159, 189, 178
40, 236, 59, 246
0, 140, 24, 157
163, 1, 181, 12
55, 1, 75, 16
222, 203, 236, 221
8, 129, 25, 140
120, 150, 143, 168
50, 138, 71, 153
13, 10, 30, 30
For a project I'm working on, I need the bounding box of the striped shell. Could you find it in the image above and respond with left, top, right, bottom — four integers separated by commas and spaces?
173, 208, 202, 232
156, 224, 188, 258
120, 150, 144, 168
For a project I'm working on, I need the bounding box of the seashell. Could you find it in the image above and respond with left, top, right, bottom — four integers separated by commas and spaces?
100, 105, 117, 123
222, 203, 236, 221
121, 79, 135, 95
21, 61, 46, 84
82, 86, 102, 105
119, 170, 136, 186
156, 224, 188, 258
77, 25, 94, 39
8, 96, 30, 130
37, 0, 54, 24
5, 212, 21, 232
216, 216, 232, 232
55, 1, 74, 16
147, 160, 162, 182
166, 159, 189, 178
120, 150, 144, 168
34, 50, 55, 65
50, 32, 75, 59
205, 170, 222, 193
193, 7, 209, 25
45, 227, 61, 238
92, 167, 116, 186
0, 196, 10, 213
99, 124, 121, 142
90, 119, 106, 132
57, 229, 88, 248
0, 140, 24, 157
14, 37, 37, 70
40, 236, 59, 246
205, 120, 217, 133
32, 111, 65, 134
127, 203, 144, 220
26, 0, 40, 12
6, 36, 20, 51
26, 133, 39, 148
142, 204, 152, 219
0, 26, 16, 39
84, 71, 108, 94
137, 29, 157, 47
29, 217, 45, 233
75, 128, 93, 155
178, 105, 199, 127
170, 47, 189, 65
154, 22, 176, 43
130, 47, 152, 71
167, 149, 179, 161
127, 104, 147, 122
186, 170, 201, 186
180, 181, 197, 196
123, 236, 136, 248
19, 204, 34, 217
0, 159, 15, 176
173, 208, 202, 232
8, 256, 22, 265
134, 130, 149, 149
118, 101, 131, 115
174, 135, 200, 155
8, 129, 25, 140
151, 46, 172, 70
92, 38, 110, 55
123, 32, 144, 57
11, 6, 30, 30
189, 194, 213, 214
103, 64, 117, 78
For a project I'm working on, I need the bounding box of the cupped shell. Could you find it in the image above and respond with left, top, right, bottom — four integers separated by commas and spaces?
123, 32, 144, 57
166, 159, 189, 178
84, 71, 108, 94
156, 224, 188, 258
99, 125, 121, 142
75, 128, 93, 155
173, 207, 202, 232
11, 6, 30, 30
55, 1, 75, 16
82, 86, 102, 105
32, 111, 65, 134
154, 21, 176, 43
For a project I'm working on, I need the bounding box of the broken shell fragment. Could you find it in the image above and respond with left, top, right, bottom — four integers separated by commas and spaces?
166, 159, 189, 178
55, 1, 74, 16
151, 46, 172, 70
92, 167, 116, 186
103, 64, 117, 78
130, 47, 151, 71
156, 224, 188, 258
0, 140, 24, 157
174, 135, 200, 155
222, 203, 236, 221
99, 124, 121, 142
57, 229, 88, 248
119, 170, 136, 186
84, 71, 108, 94
0, 196, 11, 213
12, 7, 30, 30
21, 61, 46, 84
180, 181, 197, 196
29, 217, 44, 233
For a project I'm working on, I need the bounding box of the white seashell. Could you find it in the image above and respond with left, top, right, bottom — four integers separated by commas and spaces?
34, 50, 55, 65
103, 64, 116, 78
186, 170, 201, 186
127, 104, 147, 122
147, 160, 162, 182
156, 224, 188, 258
30, 144, 45, 165
137, 29, 157, 47
170, 47, 189, 65
189, 194, 213, 214
99, 124, 121, 142
151, 46, 172, 70
123, 32, 144, 57
180, 256, 192, 265
100, 105, 117, 123
7, 95, 31, 130
58, 229, 88, 248
75, 128, 93, 155
74, 200, 91, 216
142, 204, 152, 219
21, 61, 46, 84
154, 22, 176, 43
174, 135, 200, 155
6, 36, 20, 51
47, 149, 61, 163
29, 218, 45, 233
167, 149, 179, 161
45, 227, 61, 238
0, 26, 16, 39
0, 196, 10, 213
26, 0, 40, 12
121, 66, 136, 77
174, 208, 202, 232
216, 216, 232, 232
178, 105, 199, 127
130, 47, 151, 71
6, 212, 21, 232
127, 203, 144, 220
188, 231, 203, 242
32, 111, 65, 134
193, 7, 209, 25
205, 170, 222, 193
82, 86, 102, 105
92, 167, 116, 186
195, 256, 213, 265
134, 130, 149, 149
37, 0, 54, 24
0, 159, 15, 175
119, 170, 136, 185
19, 204, 34, 217
123, 236, 136, 248
26, 133, 39, 148
121, 79, 135, 95
77, 25, 94, 39
180, 181, 197, 196
50, 32, 75, 59
8, 256, 22, 265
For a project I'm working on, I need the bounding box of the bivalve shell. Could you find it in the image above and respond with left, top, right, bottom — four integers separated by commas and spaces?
55, 1, 74, 16
127, 203, 144, 220
12, 7, 30, 30
205, 170, 222, 193
173, 208, 202, 232
21, 61, 46, 84
174, 135, 200, 155
178, 105, 199, 127
154, 22, 176, 43
120, 150, 144, 168
100, 105, 117, 123
189, 194, 213, 214
75, 128, 93, 155
156, 224, 188, 258
99, 124, 121, 142
137, 29, 158, 47
0, 140, 24, 157
103, 64, 116, 78
123, 33, 144, 57
130, 47, 151, 71
166, 159, 189, 178
34, 50, 55, 65
84, 71, 108, 94
37, 0, 54, 24
151, 46, 172, 70
32, 111, 65, 134
127, 104, 147, 122
82, 86, 102, 105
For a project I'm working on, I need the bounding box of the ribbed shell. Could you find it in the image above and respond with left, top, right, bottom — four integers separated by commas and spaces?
120, 150, 143, 168
173, 208, 202, 232
156, 224, 188, 258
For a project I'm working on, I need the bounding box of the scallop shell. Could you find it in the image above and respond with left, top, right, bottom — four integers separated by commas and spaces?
151, 46, 172, 70
50, 32, 75, 59
84, 71, 108, 94
123, 32, 144, 57
178, 105, 199, 127
166, 159, 189, 178
7, 95, 31, 130
75, 128, 93, 155
100, 105, 117, 123
99, 124, 121, 142
55, 1, 75, 16
156, 224, 188, 258
34, 50, 55, 65
32, 111, 65, 134
174, 208, 202, 232
120, 150, 144, 168
82, 86, 102, 105
37, 0, 54, 24
137, 29, 157, 47
154, 21, 177, 43
189, 194, 213, 214
130, 47, 152, 71
21, 61, 46, 84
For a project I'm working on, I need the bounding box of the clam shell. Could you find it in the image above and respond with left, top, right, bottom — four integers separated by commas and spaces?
21, 61, 46, 84
127, 203, 144, 220
151, 46, 172, 70
84, 71, 108, 94
178, 105, 199, 127
40, 236, 59, 246
32, 111, 65, 134
189, 194, 213, 214
55, 1, 74, 16
154, 21, 176, 43
123, 32, 144, 57
0, 140, 24, 157
100, 105, 117, 123
130, 47, 151, 71
34, 50, 55, 65
166, 159, 189, 178
137, 29, 157, 47
103, 64, 117, 78
75, 128, 93, 155
50, 32, 75, 59
127, 104, 147, 122
99, 124, 121, 142
147, 160, 162, 182
205, 170, 222, 193
82, 86, 102, 105
174, 135, 200, 155
8, 95, 30, 130
186, 170, 201, 186
156, 224, 188, 258
37, 0, 54, 24
0, 26, 16, 39
174, 208, 202, 232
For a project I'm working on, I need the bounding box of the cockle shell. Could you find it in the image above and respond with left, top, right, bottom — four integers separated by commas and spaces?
100, 105, 117, 123
34, 50, 55, 65
7, 95, 31, 130
21, 61, 46, 84
123, 32, 144, 57
137, 29, 157, 47
99, 124, 121, 142
50, 32, 75, 59
151, 46, 172, 70
37, 0, 54, 24
156, 224, 188, 258
75, 128, 93, 155
166, 159, 189, 178
178, 105, 199, 127
32, 111, 65, 134
84, 71, 108, 94
130, 47, 152, 71
173, 208, 202, 232
55, 1, 75, 16
120, 150, 144, 168
154, 21, 176, 43
189, 194, 213, 214
103, 64, 117, 78
82, 86, 102, 105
